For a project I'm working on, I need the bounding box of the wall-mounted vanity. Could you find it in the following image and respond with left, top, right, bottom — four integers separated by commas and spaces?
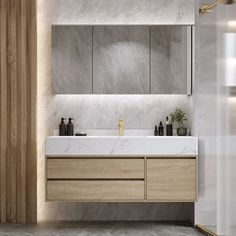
52, 25, 192, 95
45, 136, 198, 202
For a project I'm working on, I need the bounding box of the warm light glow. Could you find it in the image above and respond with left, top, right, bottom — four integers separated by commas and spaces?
224, 33, 236, 86
228, 21, 236, 28
228, 96, 236, 102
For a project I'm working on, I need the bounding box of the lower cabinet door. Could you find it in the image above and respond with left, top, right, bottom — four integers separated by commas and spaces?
147, 159, 196, 202
47, 180, 144, 201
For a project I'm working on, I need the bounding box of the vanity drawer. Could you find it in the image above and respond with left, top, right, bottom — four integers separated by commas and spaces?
47, 180, 144, 201
147, 159, 196, 202
47, 158, 144, 179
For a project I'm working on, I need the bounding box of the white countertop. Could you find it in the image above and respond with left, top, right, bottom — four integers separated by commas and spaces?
46, 136, 198, 157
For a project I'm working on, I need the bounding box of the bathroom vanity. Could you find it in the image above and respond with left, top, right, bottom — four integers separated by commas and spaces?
45, 136, 198, 202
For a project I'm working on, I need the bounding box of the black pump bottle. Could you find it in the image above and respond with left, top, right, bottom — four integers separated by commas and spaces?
154, 125, 158, 136
59, 118, 67, 136
158, 121, 164, 136
67, 118, 74, 136
166, 116, 173, 136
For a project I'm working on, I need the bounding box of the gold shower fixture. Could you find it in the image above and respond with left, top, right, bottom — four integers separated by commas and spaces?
199, 0, 236, 14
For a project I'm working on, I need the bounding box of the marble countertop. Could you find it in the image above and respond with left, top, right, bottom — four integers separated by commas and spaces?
46, 136, 198, 157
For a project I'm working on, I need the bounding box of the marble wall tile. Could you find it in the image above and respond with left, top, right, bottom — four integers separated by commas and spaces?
52, 26, 92, 94
93, 26, 150, 94
151, 26, 188, 94
49, 95, 190, 131
49, 0, 195, 25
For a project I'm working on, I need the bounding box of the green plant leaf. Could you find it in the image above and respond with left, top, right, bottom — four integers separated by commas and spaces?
170, 108, 187, 127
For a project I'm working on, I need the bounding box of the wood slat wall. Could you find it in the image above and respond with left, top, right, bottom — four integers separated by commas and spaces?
0, 0, 37, 223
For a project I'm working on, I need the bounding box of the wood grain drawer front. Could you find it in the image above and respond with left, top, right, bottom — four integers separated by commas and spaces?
147, 159, 196, 201
47, 181, 144, 201
47, 159, 144, 179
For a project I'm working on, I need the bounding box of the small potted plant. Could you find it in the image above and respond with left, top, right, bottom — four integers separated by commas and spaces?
170, 108, 188, 136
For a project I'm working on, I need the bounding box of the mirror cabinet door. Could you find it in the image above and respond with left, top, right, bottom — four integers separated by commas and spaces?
151, 26, 191, 94
93, 26, 150, 94
52, 26, 93, 94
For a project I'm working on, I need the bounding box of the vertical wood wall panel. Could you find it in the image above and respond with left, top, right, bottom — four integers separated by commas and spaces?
16, 0, 21, 222
19, 0, 27, 223
28, 0, 37, 222
0, 0, 37, 223
10, 0, 17, 222
0, 0, 7, 224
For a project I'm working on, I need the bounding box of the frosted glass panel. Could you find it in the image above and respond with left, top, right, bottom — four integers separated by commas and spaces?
217, 4, 236, 236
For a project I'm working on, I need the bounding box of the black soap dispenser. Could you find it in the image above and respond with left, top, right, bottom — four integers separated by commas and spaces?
158, 121, 164, 136
154, 125, 158, 136
166, 116, 173, 136
59, 118, 67, 136
67, 118, 74, 136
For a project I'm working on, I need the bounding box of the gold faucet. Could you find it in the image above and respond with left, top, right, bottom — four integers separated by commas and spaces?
118, 118, 125, 136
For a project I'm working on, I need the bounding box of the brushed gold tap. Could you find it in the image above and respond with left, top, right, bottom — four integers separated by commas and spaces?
118, 118, 125, 136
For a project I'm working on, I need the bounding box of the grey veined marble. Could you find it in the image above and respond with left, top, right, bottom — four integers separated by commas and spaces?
0, 222, 204, 236
52, 26, 92, 94
45, 136, 198, 157
49, 0, 195, 25
48, 95, 190, 130
93, 26, 150, 94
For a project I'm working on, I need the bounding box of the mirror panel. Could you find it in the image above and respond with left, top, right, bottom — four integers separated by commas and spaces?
52, 26, 92, 94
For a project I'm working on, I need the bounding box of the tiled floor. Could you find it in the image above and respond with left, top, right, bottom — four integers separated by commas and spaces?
0, 222, 204, 236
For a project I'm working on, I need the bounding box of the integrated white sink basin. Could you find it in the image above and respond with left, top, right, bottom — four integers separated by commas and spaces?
46, 136, 198, 157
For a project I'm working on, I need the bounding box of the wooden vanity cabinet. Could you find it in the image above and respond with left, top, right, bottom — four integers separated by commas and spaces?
46, 157, 197, 202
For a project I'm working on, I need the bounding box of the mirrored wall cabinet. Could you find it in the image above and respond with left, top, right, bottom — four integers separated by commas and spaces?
52, 25, 192, 95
